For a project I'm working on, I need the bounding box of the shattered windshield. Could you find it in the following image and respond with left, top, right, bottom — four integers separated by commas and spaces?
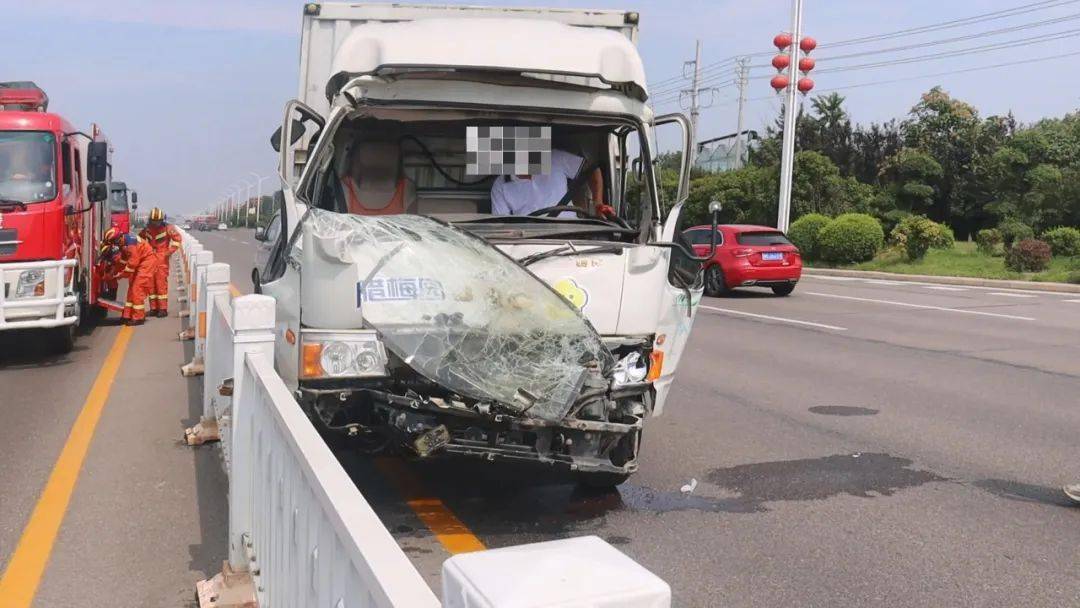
304, 208, 613, 422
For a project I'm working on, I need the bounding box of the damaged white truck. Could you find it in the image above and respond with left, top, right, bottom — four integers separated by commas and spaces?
254, 3, 719, 486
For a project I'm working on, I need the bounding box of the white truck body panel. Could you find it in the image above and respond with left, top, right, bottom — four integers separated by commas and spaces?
299, 3, 641, 117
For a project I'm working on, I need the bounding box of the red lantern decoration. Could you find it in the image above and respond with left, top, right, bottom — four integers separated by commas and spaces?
798, 57, 816, 72
797, 77, 815, 93
774, 33, 793, 50
799, 36, 818, 53
772, 54, 791, 71
770, 75, 790, 92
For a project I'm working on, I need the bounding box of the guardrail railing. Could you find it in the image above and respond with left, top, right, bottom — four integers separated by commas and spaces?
173, 227, 671, 608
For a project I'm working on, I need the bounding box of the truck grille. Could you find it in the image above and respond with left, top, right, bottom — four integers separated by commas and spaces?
0, 228, 17, 256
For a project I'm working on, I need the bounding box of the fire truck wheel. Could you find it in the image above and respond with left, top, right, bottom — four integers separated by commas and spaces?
50, 325, 76, 354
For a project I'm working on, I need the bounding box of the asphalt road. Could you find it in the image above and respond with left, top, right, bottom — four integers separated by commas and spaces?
0, 260, 227, 607
202, 228, 1080, 607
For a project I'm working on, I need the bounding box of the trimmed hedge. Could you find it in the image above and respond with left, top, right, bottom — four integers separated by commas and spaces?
788, 213, 832, 261
818, 213, 885, 264
891, 215, 953, 260
976, 228, 1003, 256
1042, 226, 1080, 257
1004, 238, 1052, 272
998, 218, 1034, 248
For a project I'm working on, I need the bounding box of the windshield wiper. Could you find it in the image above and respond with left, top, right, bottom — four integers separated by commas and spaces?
517, 242, 624, 267
0, 200, 28, 211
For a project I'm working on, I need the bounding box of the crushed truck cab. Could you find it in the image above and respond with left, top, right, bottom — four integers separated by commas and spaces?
258, 3, 714, 486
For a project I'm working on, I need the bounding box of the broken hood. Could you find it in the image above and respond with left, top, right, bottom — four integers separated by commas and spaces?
300, 209, 614, 422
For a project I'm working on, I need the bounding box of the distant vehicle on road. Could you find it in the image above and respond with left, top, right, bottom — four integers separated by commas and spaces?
684, 224, 801, 297
180, 223, 191, 230
217, 223, 228, 231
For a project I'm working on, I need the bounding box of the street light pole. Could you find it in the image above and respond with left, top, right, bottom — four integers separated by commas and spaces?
249, 172, 272, 227
777, 0, 804, 234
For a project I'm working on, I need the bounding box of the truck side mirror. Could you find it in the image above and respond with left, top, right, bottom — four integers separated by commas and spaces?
251, 267, 262, 294
682, 201, 723, 263
270, 120, 306, 153
87, 182, 108, 203
86, 142, 108, 183
254, 226, 267, 241
131, 191, 138, 204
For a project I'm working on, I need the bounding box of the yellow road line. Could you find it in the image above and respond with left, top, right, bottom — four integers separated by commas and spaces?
374, 458, 486, 554
0, 326, 134, 607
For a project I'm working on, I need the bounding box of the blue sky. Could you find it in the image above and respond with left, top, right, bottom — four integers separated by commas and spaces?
5, 0, 1078, 214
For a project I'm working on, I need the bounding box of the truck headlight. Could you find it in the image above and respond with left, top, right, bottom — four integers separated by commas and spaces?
15, 270, 46, 298
301, 330, 388, 379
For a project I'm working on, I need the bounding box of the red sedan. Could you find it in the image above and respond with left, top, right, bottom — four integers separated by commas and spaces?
684, 224, 802, 297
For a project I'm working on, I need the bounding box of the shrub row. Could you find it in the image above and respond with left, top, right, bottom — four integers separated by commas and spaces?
790, 213, 884, 264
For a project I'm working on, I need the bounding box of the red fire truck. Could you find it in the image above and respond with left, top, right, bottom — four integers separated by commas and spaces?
0, 82, 120, 352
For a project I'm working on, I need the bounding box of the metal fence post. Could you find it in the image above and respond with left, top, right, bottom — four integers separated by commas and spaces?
180, 250, 213, 376
227, 294, 276, 569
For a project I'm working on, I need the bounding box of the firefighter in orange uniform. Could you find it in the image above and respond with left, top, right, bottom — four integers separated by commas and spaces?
101, 227, 156, 326
138, 207, 181, 317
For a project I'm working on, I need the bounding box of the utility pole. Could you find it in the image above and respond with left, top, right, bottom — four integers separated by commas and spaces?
680, 40, 720, 170
776, 0, 804, 234
689, 39, 702, 166
732, 57, 750, 170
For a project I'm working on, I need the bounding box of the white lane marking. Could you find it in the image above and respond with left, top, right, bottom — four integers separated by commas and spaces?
865, 279, 907, 285
1065, 299, 1080, 303
805, 275, 1068, 296
987, 292, 1037, 298
699, 305, 847, 331
804, 292, 1036, 321
923, 285, 968, 292
239, 240, 250, 245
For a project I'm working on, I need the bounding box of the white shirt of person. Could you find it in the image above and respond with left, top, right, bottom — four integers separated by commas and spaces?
490, 149, 584, 216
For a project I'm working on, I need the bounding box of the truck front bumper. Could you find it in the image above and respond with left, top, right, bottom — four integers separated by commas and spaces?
0, 259, 79, 331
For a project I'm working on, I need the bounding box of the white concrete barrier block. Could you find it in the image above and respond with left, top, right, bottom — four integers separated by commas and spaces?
206, 262, 231, 285
441, 535, 671, 608
232, 295, 276, 331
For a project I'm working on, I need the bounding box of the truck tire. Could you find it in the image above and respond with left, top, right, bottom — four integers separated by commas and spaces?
50, 325, 76, 355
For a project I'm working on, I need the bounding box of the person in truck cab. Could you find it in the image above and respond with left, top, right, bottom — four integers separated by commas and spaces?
138, 207, 181, 317
338, 139, 416, 215
101, 227, 156, 326
490, 148, 608, 217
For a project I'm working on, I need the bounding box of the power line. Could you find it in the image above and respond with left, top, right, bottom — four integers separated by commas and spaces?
820, 0, 1080, 49
727, 48, 1080, 110
815, 27, 1080, 74
816, 11, 1080, 61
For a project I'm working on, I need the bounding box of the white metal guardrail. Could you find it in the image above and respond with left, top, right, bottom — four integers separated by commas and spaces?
174, 228, 671, 608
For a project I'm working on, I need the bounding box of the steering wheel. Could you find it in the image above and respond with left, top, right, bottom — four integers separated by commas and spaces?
527, 205, 594, 219
526, 205, 632, 230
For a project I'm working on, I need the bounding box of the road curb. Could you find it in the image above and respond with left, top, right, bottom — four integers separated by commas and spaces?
803, 268, 1080, 293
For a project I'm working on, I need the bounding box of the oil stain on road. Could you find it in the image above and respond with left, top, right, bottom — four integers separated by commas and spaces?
705, 453, 946, 511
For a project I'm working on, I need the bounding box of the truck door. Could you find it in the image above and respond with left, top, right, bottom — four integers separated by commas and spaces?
273, 99, 325, 237
649, 113, 704, 415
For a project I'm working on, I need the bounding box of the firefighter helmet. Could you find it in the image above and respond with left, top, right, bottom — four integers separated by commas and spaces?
102, 226, 122, 244
149, 207, 166, 222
